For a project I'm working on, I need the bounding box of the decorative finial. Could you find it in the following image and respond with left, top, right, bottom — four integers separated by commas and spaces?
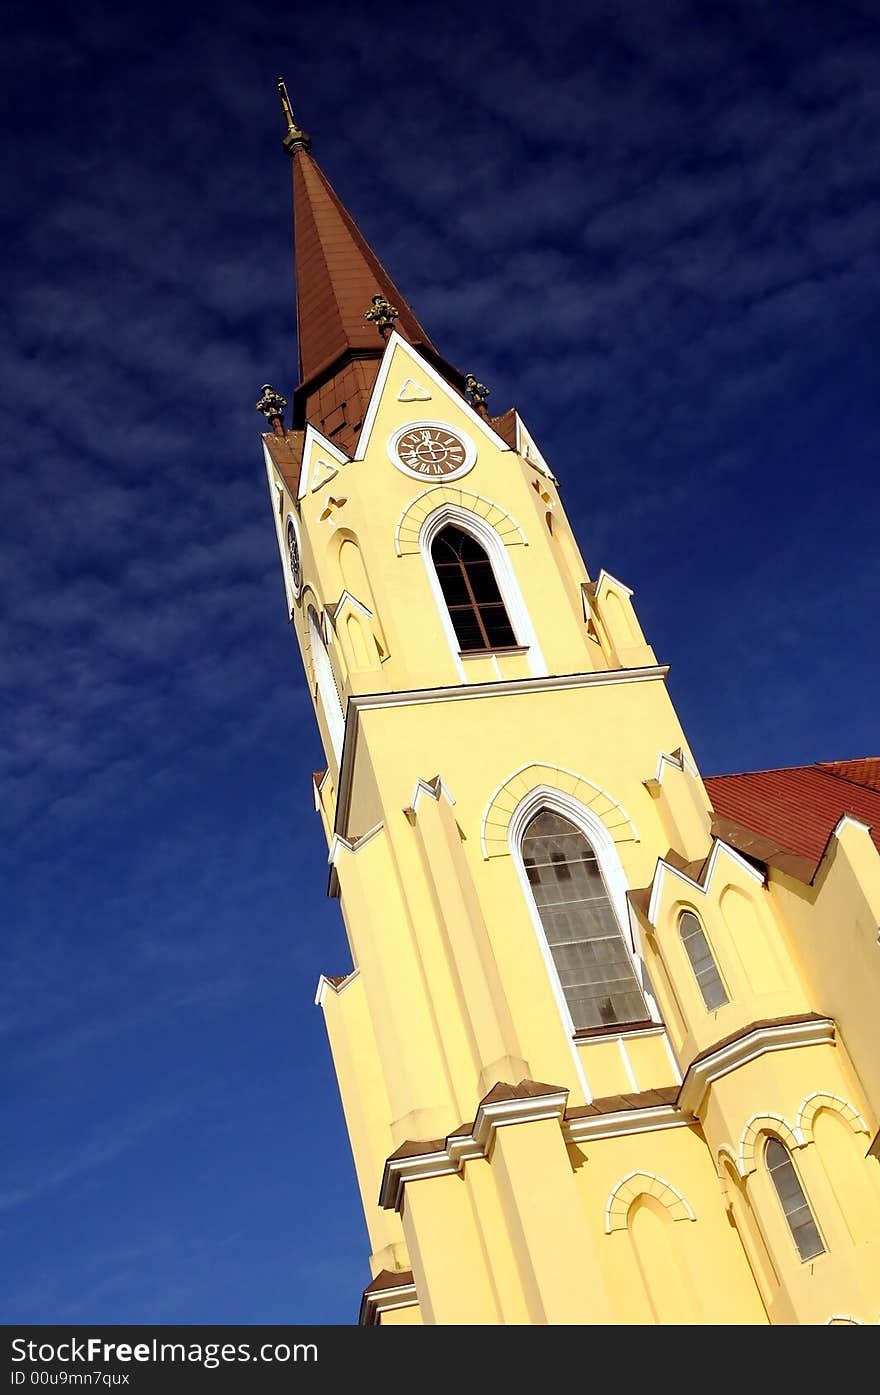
277, 77, 311, 156
465, 373, 490, 415
364, 293, 399, 339
256, 383, 288, 434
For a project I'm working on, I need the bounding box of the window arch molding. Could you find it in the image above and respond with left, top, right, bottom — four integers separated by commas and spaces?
508, 783, 661, 1030
605, 1171, 696, 1234
796, 1092, 869, 1144
418, 504, 546, 677
481, 763, 638, 859
739, 1114, 802, 1177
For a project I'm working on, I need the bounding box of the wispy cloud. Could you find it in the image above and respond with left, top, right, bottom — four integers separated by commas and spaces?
0, 1099, 186, 1214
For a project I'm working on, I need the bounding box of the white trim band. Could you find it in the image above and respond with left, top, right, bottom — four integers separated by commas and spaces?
678, 1017, 835, 1116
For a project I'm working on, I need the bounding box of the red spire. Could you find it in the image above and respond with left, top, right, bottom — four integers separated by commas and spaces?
290, 146, 446, 455
292, 148, 437, 385
277, 83, 460, 456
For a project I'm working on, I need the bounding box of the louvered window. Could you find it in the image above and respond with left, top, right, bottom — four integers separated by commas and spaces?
431, 525, 517, 652
308, 607, 345, 762
765, 1137, 825, 1261
521, 810, 647, 1031
679, 911, 729, 1010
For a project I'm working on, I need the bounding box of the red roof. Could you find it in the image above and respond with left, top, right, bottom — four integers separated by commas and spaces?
705, 760, 880, 869
817, 757, 880, 792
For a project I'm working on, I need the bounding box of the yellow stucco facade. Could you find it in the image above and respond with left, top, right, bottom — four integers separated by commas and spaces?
261, 325, 880, 1327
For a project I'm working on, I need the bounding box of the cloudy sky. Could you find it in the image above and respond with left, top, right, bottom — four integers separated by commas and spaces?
2, 0, 878, 1323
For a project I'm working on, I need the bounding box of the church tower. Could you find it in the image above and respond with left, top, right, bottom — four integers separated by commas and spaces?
258, 86, 880, 1325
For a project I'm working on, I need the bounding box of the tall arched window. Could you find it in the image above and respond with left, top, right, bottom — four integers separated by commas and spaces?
521, 809, 648, 1031
308, 607, 345, 763
430, 525, 517, 652
764, 1137, 825, 1261
679, 911, 728, 1010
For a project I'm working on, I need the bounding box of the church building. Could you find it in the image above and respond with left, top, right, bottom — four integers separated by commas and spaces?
256, 85, 880, 1325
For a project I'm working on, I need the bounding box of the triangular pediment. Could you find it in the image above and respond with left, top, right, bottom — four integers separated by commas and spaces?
353, 332, 514, 463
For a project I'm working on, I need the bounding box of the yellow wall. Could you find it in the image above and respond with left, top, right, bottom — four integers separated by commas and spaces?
264, 334, 880, 1325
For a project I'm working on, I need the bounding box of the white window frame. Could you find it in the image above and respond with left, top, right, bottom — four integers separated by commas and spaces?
418, 504, 546, 680
509, 785, 661, 1040
678, 908, 730, 1011
763, 1134, 826, 1263
308, 606, 345, 765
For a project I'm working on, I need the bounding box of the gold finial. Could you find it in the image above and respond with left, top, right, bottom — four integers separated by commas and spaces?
364, 293, 399, 338
256, 383, 288, 434
277, 77, 311, 156
465, 373, 490, 415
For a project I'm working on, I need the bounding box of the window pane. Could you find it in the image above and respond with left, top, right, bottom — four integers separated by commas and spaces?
478, 605, 517, 647
765, 1137, 825, 1261
462, 560, 500, 601
447, 608, 484, 651
522, 810, 647, 1031
679, 911, 728, 1010
432, 562, 471, 607
431, 525, 516, 653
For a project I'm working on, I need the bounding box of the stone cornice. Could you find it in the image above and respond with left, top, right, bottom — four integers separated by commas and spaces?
378, 1081, 697, 1212
358, 1270, 418, 1326
566, 1103, 691, 1145
677, 1014, 835, 1115
379, 1081, 568, 1212
335, 666, 669, 837
472, 1084, 568, 1152
378, 1020, 838, 1210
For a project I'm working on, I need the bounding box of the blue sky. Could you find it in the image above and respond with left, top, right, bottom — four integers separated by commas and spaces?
2, 0, 879, 1323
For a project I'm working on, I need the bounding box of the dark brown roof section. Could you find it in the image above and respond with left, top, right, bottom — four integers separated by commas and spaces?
710, 814, 814, 883
386, 1136, 447, 1162
363, 1268, 415, 1295
684, 1012, 828, 1072
489, 407, 517, 449
262, 428, 305, 497
566, 1085, 679, 1120
292, 147, 435, 383
479, 1078, 565, 1105
288, 146, 470, 455
662, 848, 710, 882
627, 885, 651, 918
358, 1269, 417, 1326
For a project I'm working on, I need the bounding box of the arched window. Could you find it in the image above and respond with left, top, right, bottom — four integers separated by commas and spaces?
521, 809, 648, 1031
430, 525, 517, 652
308, 607, 345, 763
679, 911, 728, 1010
764, 1137, 825, 1261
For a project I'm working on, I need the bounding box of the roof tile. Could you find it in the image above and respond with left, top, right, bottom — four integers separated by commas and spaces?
292, 147, 434, 387
705, 760, 880, 875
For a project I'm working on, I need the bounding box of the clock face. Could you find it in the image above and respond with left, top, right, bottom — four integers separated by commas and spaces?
286, 518, 302, 596
389, 421, 476, 481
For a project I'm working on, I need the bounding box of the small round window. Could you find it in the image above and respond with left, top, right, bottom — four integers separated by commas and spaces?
286, 517, 302, 597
